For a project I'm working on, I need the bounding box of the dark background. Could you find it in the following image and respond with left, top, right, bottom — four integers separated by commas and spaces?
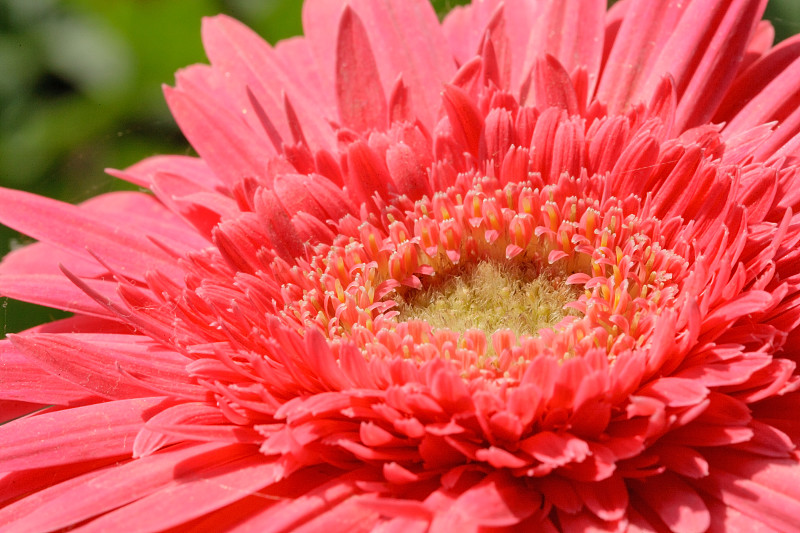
2, 0, 799, 334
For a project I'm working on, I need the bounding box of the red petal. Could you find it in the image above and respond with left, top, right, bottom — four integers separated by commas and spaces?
693, 449, 800, 533
254, 188, 306, 261
634, 473, 710, 533
637, 377, 709, 408
574, 475, 629, 522
442, 84, 483, 158
433, 472, 543, 528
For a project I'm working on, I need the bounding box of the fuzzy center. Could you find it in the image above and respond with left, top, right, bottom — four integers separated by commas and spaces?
395, 261, 579, 338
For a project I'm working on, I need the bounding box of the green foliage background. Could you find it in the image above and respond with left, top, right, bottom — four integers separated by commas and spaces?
1, 0, 799, 334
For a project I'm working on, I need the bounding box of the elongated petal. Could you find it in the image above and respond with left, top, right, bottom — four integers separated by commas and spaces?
0, 340, 99, 405
0, 442, 230, 532
0, 188, 180, 281
164, 84, 274, 188
107, 154, 225, 191
0, 274, 121, 318
78, 450, 292, 532
0, 397, 171, 471
524, 0, 605, 101
596, 0, 688, 113
9, 333, 193, 400
202, 15, 336, 152
671, 0, 768, 130
304, 0, 454, 130
336, 7, 387, 132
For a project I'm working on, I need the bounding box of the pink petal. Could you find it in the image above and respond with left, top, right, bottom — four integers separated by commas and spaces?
30, 315, 134, 335
674, 353, 771, 388
0, 340, 99, 406
0, 188, 180, 282
108, 154, 225, 191
201, 15, 336, 152
150, 172, 239, 237
133, 402, 229, 458
670, 0, 768, 130
701, 290, 774, 332
0, 397, 172, 471
556, 508, 626, 532
77, 447, 292, 533
523, 54, 580, 115
81, 191, 207, 253
0, 274, 121, 318
0, 400, 44, 424
225, 467, 374, 532
164, 82, 273, 188
597, 0, 689, 113
274, 36, 335, 113
524, 0, 605, 102
304, 0, 455, 131
336, 6, 387, 132
282, 494, 381, 532
441, 0, 500, 68
0, 456, 120, 507
386, 141, 433, 200
702, 492, 781, 533
9, 333, 194, 401
732, 420, 794, 457
739, 19, 776, 72
501, 0, 542, 90
656, 445, 710, 479
519, 431, 590, 466
714, 34, 800, 126
0, 442, 230, 532
0, 239, 108, 278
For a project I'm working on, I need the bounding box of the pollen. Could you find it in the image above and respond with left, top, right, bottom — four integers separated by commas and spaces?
395, 261, 579, 339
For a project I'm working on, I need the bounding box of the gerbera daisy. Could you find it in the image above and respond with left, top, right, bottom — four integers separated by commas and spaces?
3, 0, 800, 530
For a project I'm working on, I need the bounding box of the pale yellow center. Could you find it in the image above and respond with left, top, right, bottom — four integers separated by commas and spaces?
395, 261, 579, 338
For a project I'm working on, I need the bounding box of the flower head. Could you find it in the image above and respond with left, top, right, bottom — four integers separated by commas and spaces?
3, 0, 800, 531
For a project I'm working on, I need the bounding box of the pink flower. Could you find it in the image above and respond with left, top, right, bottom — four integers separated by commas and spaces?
3, 0, 800, 530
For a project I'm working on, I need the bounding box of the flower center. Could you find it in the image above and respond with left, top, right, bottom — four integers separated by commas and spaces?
395, 261, 579, 339
199, 165, 695, 384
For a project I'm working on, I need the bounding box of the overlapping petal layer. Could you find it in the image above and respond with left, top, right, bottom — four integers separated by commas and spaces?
3, 0, 800, 531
